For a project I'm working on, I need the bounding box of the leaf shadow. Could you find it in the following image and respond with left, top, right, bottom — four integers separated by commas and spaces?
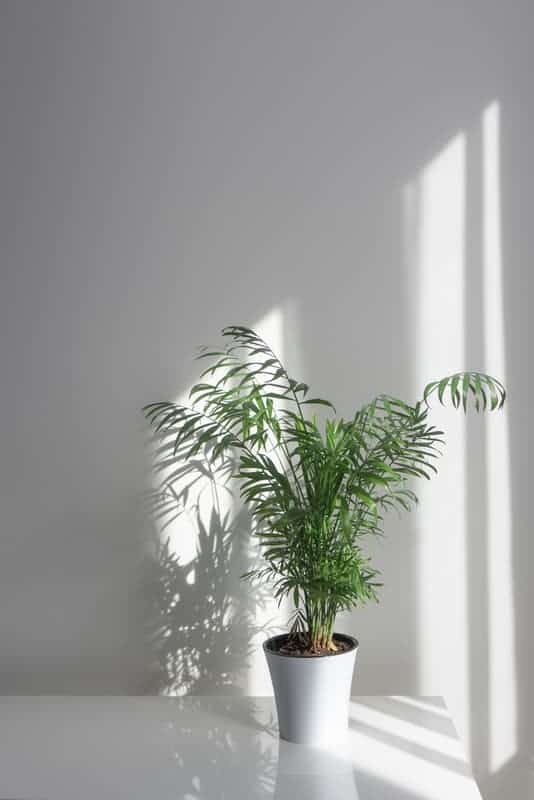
142, 432, 274, 695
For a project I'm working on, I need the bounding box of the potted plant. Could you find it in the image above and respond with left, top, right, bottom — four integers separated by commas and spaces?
144, 325, 505, 745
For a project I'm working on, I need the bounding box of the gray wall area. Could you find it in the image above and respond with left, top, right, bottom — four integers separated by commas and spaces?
1, 3, 532, 798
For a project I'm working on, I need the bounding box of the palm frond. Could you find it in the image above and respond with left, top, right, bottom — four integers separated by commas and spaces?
144, 327, 506, 650
423, 371, 506, 412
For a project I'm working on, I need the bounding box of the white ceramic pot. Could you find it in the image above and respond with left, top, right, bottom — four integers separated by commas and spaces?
264, 633, 358, 746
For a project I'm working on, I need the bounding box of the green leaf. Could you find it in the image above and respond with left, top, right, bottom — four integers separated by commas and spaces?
462, 373, 471, 412
301, 398, 336, 411
450, 373, 461, 409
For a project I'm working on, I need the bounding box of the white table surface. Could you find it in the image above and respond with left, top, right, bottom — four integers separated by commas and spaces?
0, 696, 482, 799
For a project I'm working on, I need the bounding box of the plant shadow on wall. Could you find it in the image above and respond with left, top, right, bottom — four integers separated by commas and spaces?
142, 428, 272, 695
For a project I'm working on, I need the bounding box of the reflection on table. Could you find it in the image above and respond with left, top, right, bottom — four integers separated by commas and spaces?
0, 696, 482, 799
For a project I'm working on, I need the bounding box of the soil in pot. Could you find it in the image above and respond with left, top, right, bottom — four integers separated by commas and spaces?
266, 632, 354, 658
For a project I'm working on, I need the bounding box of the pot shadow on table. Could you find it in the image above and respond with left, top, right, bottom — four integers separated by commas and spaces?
141, 429, 274, 696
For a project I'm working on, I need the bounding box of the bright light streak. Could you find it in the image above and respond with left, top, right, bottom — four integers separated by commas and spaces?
350, 700, 467, 761
482, 101, 517, 771
411, 132, 471, 752
349, 700, 481, 799
246, 306, 290, 695
390, 695, 449, 718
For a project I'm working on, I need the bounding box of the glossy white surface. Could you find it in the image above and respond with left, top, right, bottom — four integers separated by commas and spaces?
0, 696, 482, 799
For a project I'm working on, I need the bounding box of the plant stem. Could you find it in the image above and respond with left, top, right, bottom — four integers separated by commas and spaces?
305, 595, 337, 651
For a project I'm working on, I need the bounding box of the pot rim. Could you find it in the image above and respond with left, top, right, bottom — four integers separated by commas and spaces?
263, 632, 359, 659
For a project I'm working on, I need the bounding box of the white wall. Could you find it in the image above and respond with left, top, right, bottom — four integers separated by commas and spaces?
1, 2, 532, 797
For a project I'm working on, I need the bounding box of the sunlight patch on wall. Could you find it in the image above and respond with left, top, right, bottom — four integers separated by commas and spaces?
148, 370, 250, 695
408, 132, 471, 749
147, 304, 303, 696
407, 101, 518, 774
482, 100, 517, 772
246, 304, 296, 695
159, 391, 235, 569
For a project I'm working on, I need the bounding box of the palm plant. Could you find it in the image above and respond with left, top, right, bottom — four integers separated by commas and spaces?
144, 325, 505, 654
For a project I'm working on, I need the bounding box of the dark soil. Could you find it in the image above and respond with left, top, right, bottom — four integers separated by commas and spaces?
268, 632, 354, 658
